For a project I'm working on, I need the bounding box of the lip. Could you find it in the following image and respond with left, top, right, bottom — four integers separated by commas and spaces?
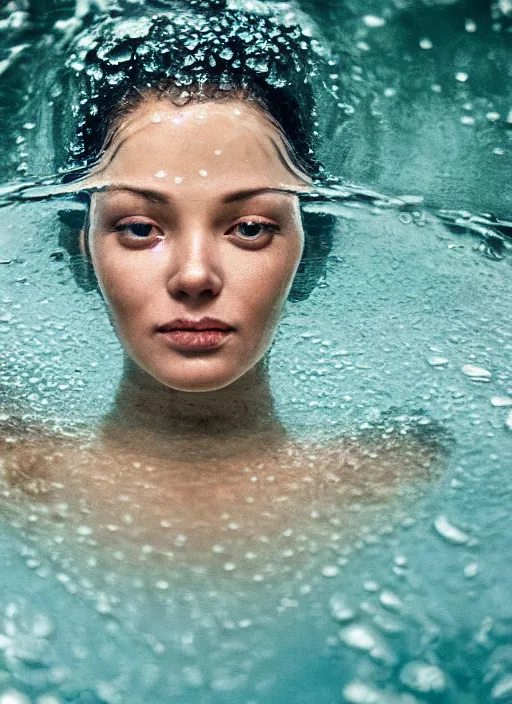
156, 318, 235, 352
157, 317, 235, 333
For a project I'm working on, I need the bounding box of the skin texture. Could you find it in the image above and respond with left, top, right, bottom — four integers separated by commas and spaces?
0, 97, 445, 585
82, 98, 308, 394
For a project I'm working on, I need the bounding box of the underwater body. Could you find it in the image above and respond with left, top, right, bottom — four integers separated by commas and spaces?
0, 1, 511, 703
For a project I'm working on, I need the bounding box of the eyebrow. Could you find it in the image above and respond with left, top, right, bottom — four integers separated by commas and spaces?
92, 184, 309, 203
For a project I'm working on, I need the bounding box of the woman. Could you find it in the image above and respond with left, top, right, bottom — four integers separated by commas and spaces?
0, 1, 442, 574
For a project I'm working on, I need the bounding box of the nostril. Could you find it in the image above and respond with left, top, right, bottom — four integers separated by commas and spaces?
176, 287, 217, 299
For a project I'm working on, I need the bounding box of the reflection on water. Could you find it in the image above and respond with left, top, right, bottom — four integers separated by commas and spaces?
0, 1, 511, 703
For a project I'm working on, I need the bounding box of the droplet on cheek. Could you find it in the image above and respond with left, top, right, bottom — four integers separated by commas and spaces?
154, 170, 167, 179
214, 149, 222, 156
174, 176, 183, 184
199, 170, 208, 178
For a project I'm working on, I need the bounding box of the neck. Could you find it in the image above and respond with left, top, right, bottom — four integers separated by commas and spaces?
99, 355, 287, 454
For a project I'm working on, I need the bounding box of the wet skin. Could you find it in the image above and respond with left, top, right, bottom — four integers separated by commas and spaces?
0, 97, 445, 578
83, 98, 307, 395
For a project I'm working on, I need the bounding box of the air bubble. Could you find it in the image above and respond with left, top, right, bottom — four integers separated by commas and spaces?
462, 364, 492, 382
399, 661, 447, 694
363, 15, 386, 28
329, 593, 356, 622
428, 356, 449, 367
434, 515, 470, 544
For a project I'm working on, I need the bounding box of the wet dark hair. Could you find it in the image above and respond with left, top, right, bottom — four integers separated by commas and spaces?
61, 0, 335, 301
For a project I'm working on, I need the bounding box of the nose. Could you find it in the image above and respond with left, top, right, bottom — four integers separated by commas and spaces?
166, 228, 223, 301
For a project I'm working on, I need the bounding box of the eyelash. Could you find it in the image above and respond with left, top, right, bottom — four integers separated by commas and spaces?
113, 219, 280, 246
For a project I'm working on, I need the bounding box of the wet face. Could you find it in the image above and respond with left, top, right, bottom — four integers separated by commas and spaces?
83, 98, 308, 392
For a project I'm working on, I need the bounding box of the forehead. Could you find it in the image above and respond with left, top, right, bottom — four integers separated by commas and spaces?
91, 99, 309, 191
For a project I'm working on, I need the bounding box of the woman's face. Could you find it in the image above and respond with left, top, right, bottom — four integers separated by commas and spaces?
83, 98, 307, 392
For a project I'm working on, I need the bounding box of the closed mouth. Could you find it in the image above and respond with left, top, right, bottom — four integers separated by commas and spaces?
157, 318, 235, 333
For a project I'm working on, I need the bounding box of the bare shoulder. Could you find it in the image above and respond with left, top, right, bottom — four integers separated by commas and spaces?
0, 412, 86, 497
298, 413, 449, 501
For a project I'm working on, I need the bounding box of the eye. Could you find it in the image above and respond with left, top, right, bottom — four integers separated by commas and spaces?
114, 219, 164, 247
229, 219, 279, 245
123, 223, 154, 238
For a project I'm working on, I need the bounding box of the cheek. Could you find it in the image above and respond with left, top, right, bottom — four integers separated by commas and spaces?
91, 242, 155, 325
234, 248, 300, 329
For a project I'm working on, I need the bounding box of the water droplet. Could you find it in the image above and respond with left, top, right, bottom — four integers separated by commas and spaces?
399, 661, 447, 693
113, 18, 152, 40
223, 562, 236, 571
455, 72, 469, 82
155, 580, 169, 590
37, 695, 62, 704
339, 623, 395, 664
419, 38, 433, 49
219, 48, 234, 60
329, 593, 356, 622
363, 15, 386, 28
428, 356, 449, 367
379, 590, 403, 611
363, 580, 379, 592
506, 410, 512, 432
154, 170, 167, 179
434, 515, 470, 544
321, 565, 339, 578
461, 115, 475, 125
343, 682, 391, 703
491, 675, 512, 700
152, 113, 162, 124
214, 149, 222, 156
491, 396, 512, 407
465, 18, 477, 32
199, 170, 208, 177
462, 364, 492, 382
77, 525, 92, 536
487, 112, 501, 122
0, 691, 32, 704
464, 562, 479, 578
174, 176, 183, 185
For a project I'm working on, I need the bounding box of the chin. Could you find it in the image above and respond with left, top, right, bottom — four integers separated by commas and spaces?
155, 369, 245, 393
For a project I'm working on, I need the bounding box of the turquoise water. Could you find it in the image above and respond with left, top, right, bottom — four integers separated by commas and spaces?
0, 2, 511, 703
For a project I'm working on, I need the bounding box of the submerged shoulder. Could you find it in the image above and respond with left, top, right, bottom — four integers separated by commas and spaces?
302, 411, 450, 499
0, 412, 86, 497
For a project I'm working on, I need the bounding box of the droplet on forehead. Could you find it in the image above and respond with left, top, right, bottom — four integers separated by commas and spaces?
214, 149, 222, 156
152, 113, 162, 124
174, 176, 183, 184
172, 114, 186, 124
154, 170, 167, 179
199, 170, 208, 177
233, 108, 242, 116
